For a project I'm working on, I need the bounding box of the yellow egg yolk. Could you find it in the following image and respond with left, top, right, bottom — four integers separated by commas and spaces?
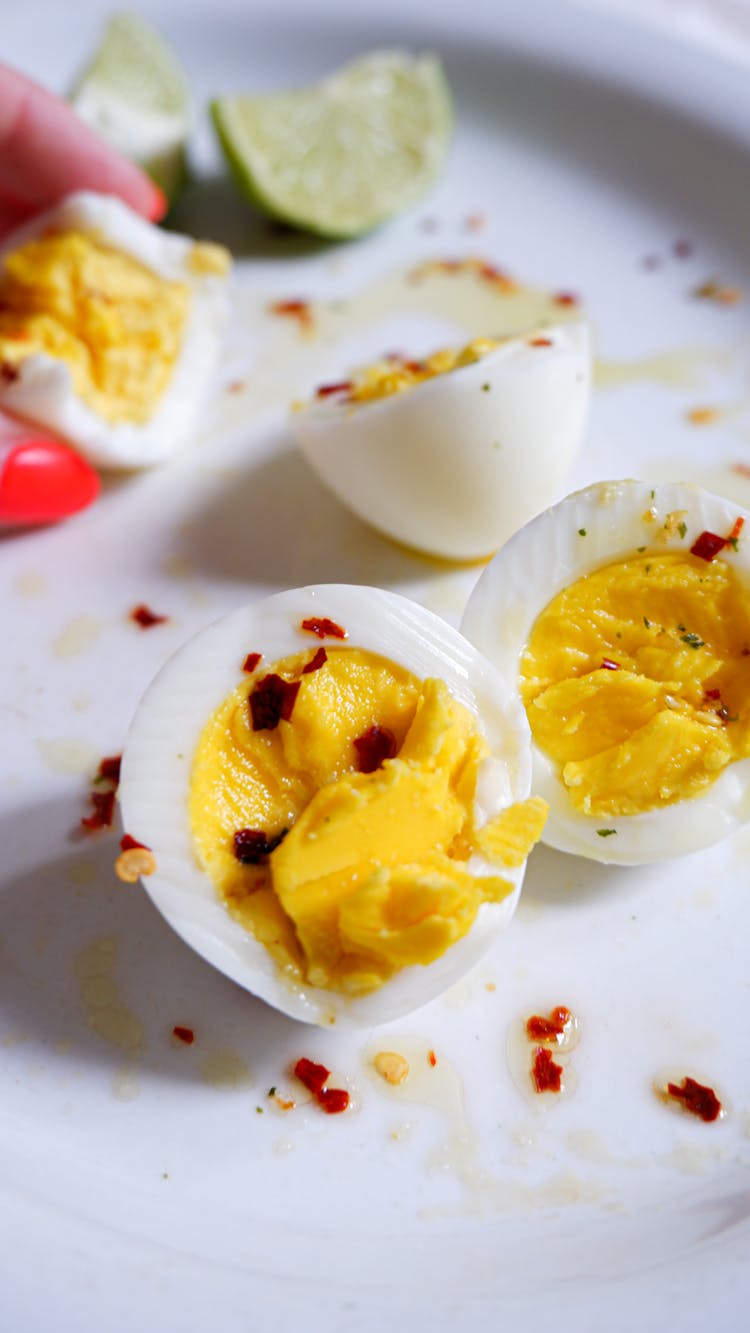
349, 337, 500, 404
189, 646, 547, 996
520, 551, 750, 816
0, 230, 193, 423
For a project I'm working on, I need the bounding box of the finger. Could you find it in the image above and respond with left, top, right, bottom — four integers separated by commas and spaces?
0, 64, 166, 222
0, 192, 35, 239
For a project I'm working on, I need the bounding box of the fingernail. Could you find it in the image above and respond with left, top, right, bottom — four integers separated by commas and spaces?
146, 183, 169, 223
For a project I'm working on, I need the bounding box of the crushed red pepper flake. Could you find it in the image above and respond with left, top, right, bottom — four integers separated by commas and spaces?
663, 1076, 722, 1122
528, 336, 553, 347
553, 290, 579, 307
249, 673, 301, 730
97, 754, 122, 783
302, 646, 328, 674
428, 1049, 437, 1068
731, 462, 750, 480
673, 238, 694, 259
242, 651, 262, 673
294, 1057, 349, 1114
233, 827, 287, 864
300, 616, 347, 640
172, 1025, 195, 1046
120, 833, 149, 852
81, 788, 116, 832
315, 381, 352, 399
532, 1046, 563, 1093
525, 1006, 572, 1042
692, 279, 742, 306
464, 212, 486, 232
130, 603, 169, 629
353, 724, 397, 773
686, 406, 718, 426
269, 298, 313, 330
691, 516, 744, 562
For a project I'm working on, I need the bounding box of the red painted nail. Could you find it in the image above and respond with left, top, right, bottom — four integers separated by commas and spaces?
145, 183, 168, 223
0, 436, 100, 525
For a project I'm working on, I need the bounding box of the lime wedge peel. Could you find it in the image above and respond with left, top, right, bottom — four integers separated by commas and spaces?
210, 51, 453, 239
70, 12, 191, 202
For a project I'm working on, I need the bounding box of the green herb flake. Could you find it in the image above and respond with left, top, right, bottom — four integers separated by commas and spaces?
678, 521, 687, 539
578, 527, 587, 537
597, 828, 617, 838
267, 1086, 277, 1097
637, 545, 646, 553
680, 632, 705, 649
729, 535, 740, 551
643, 616, 651, 629
481, 382, 491, 392
650, 489, 655, 499
256, 1106, 264, 1114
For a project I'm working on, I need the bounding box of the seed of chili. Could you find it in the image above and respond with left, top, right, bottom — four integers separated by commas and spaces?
300, 616, 347, 639
97, 754, 122, 783
315, 381, 352, 398
249, 673, 301, 730
120, 833, 149, 852
172, 1025, 195, 1045
353, 724, 397, 773
130, 603, 169, 629
665, 1076, 722, 1122
302, 647, 328, 674
532, 1047, 563, 1093
428, 1049, 437, 1068
526, 1006, 571, 1042
81, 788, 116, 831
233, 827, 287, 864
600, 659, 621, 671
242, 652, 262, 673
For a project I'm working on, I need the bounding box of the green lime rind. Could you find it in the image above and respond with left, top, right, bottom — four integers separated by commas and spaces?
210, 51, 452, 239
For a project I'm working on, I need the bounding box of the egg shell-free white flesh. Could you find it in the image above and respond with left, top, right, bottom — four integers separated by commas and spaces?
0, 192, 230, 469
119, 584, 534, 1027
461, 479, 750, 865
292, 322, 590, 562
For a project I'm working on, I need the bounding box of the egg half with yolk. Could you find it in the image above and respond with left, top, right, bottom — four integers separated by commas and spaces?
119, 584, 547, 1025
291, 323, 591, 562
0, 191, 231, 469
461, 479, 750, 864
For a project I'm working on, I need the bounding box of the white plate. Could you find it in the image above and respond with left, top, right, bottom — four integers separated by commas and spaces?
2, 1, 750, 1328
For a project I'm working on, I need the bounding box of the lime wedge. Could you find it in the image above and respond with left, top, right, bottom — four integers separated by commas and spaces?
70, 12, 190, 202
210, 51, 452, 238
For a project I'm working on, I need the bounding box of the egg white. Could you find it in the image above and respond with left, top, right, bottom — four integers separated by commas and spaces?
461, 479, 750, 865
0, 191, 230, 469
119, 584, 534, 1026
292, 322, 591, 562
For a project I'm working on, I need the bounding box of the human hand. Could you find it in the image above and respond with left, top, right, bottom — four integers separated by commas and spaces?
0, 62, 166, 238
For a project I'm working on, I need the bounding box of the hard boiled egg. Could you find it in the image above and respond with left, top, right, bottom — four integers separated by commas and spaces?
461, 480, 750, 865
0, 191, 231, 469
119, 584, 545, 1026
291, 324, 590, 562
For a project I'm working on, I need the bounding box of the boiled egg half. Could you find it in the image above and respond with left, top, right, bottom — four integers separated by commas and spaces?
461, 480, 750, 864
292, 324, 590, 562
0, 191, 231, 469
119, 584, 547, 1026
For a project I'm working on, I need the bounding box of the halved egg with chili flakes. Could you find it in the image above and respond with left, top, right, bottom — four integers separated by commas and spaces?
461, 480, 750, 864
291, 322, 590, 562
119, 584, 547, 1025
0, 191, 231, 469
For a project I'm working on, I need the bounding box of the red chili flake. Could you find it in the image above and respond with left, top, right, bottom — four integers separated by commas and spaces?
315, 381, 352, 398
120, 833, 149, 852
353, 724, 397, 773
172, 1025, 195, 1046
464, 212, 485, 233
0, 362, 19, 383
300, 616, 347, 640
532, 1046, 563, 1093
81, 788, 116, 831
703, 687, 722, 702
130, 604, 169, 629
428, 1049, 437, 1068
249, 673, 301, 730
600, 658, 621, 671
97, 754, 122, 783
233, 827, 287, 864
690, 517, 744, 562
242, 652, 262, 673
525, 1006, 571, 1042
528, 336, 553, 347
294, 1058, 350, 1114
479, 261, 513, 288
673, 238, 694, 259
553, 291, 579, 307
269, 298, 313, 330
302, 646, 328, 674
732, 462, 750, 480
226, 379, 246, 395
665, 1076, 722, 1122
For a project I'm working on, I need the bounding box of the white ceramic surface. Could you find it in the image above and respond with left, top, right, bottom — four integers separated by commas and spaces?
2, 1, 750, 1330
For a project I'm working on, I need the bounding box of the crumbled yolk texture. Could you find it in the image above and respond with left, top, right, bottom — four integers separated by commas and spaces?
520, 551, 750, 816
0, 230, 199, 423
349, 337, 500, 404
189, 647, 547, 995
